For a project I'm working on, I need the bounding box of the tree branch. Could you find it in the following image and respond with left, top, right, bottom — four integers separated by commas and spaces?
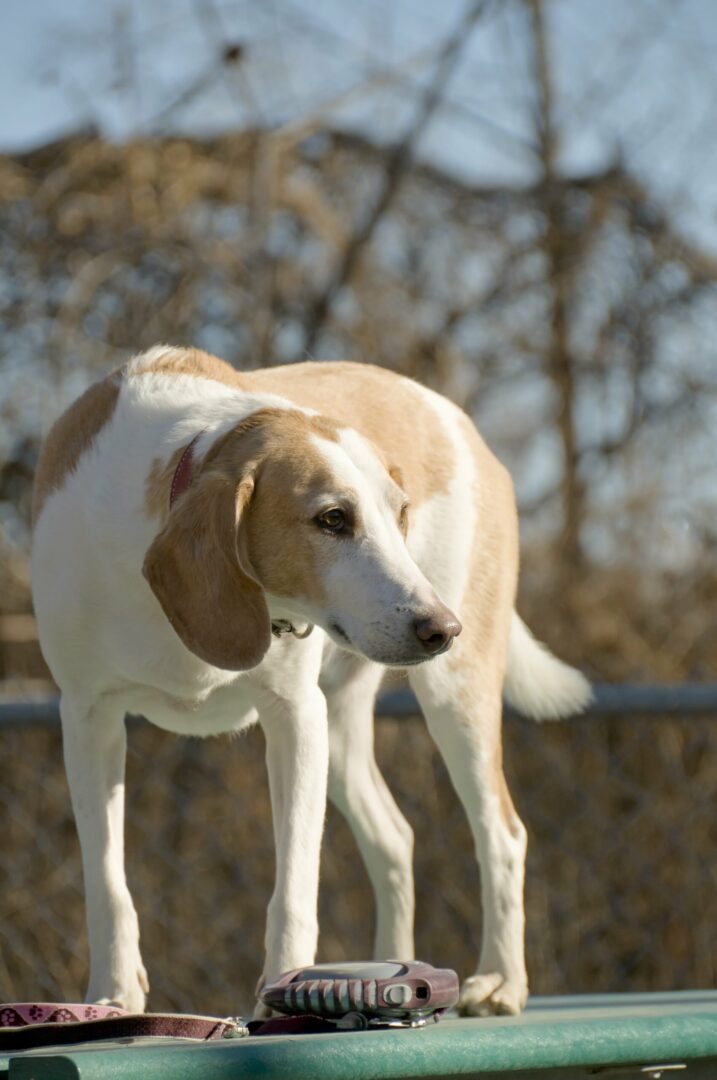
302, 0, 490, 356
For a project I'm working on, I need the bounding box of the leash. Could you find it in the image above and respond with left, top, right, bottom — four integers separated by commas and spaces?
0, 1004, 246, 1052
1, 964, 457, 1049
0, 1003, 434, 1052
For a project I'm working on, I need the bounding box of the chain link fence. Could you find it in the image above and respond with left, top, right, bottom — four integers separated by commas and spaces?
1, 691, 716, 1015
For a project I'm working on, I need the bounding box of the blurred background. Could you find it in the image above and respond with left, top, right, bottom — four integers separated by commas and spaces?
1, 0, 716, 1014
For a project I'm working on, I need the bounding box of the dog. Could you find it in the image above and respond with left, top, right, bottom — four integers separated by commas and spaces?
31, 346, 590, 1017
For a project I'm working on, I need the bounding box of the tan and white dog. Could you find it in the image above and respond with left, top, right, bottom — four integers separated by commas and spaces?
31, 346, 590, 1017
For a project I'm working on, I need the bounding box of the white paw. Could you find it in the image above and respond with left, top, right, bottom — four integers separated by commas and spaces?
457, 972, 528, 1017
89, 962, 149, 1014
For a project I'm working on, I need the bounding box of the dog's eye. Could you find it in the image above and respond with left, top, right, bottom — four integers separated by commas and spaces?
317, 508, 345, 532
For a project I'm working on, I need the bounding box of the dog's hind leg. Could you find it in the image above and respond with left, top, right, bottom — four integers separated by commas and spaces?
324, 659, 415, 961
61, 694, 148, 1013
409, 653, 528, 1016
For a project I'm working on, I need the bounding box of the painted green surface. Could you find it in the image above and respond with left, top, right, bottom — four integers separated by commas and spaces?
5, 992, 717, 1079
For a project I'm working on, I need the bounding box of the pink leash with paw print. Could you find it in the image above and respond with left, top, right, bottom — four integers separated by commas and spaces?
0, 1002, 244, 1052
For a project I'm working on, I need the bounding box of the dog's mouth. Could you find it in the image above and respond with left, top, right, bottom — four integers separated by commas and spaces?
328, 620, 455, 668
330, 621, 351, 644
382, 649, 445, 668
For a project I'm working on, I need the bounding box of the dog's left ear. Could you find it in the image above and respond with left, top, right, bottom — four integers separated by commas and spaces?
142, 469, 271, 671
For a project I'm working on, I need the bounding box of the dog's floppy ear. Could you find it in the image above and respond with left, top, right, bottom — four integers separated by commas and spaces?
142, 469, 271, 671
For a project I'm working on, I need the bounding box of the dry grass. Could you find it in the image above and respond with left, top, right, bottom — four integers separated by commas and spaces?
2, 706, 715, 1014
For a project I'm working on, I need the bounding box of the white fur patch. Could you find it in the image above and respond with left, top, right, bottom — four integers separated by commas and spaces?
504, 613, 592, 720
403, 384, 477, 611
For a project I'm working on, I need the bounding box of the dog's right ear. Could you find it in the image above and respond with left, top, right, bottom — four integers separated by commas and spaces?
142, 469, 271, 671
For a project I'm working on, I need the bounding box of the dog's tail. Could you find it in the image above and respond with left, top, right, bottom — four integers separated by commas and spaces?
503, 612, 592, 721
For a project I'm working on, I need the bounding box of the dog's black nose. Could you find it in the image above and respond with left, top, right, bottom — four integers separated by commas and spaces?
414, 612, 462, 654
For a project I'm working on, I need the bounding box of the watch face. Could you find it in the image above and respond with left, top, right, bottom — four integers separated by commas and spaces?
292, 961, 407, 981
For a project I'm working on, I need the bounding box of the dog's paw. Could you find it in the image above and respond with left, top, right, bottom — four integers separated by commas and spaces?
457, 972, 527, 1017
89, 962, 149, 1014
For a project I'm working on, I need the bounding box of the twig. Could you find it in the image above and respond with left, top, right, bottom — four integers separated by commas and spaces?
302, 0, 491, 356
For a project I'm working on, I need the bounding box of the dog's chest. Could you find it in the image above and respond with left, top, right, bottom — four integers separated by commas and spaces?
115, 677, 259, 737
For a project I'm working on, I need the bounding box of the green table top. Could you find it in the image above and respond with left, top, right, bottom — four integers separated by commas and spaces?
3, 992, 717, 1080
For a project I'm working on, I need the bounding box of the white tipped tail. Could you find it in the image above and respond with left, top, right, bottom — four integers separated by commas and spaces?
504, 612, 592, 721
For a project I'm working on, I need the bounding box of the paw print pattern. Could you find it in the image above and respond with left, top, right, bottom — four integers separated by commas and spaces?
1, 1002, 128, 1027
47, 1008, 81, 1023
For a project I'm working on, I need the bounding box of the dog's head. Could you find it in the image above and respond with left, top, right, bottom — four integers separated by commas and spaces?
143, 408, 461, 670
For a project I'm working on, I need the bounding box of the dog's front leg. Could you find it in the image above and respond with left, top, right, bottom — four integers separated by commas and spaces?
61, 695, 148, 1013
256, 686, 329, 1008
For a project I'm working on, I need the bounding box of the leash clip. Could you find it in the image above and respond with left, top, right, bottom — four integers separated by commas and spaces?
221, 1016, 250, 1038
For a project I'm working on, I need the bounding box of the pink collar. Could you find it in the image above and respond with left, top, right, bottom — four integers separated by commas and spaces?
169, 431, 205, 509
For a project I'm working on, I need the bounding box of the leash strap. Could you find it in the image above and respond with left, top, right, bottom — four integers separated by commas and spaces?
0, 1008, 242, 1052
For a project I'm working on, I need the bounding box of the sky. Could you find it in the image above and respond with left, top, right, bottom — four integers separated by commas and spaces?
1, 0, 715, 565
2, 0, 717, 252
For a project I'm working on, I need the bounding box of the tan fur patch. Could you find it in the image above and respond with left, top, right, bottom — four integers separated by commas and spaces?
32, 367, 123, 525
133, 346, 249, 390
246, 362, 454, 511
132, 349, 454, 512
